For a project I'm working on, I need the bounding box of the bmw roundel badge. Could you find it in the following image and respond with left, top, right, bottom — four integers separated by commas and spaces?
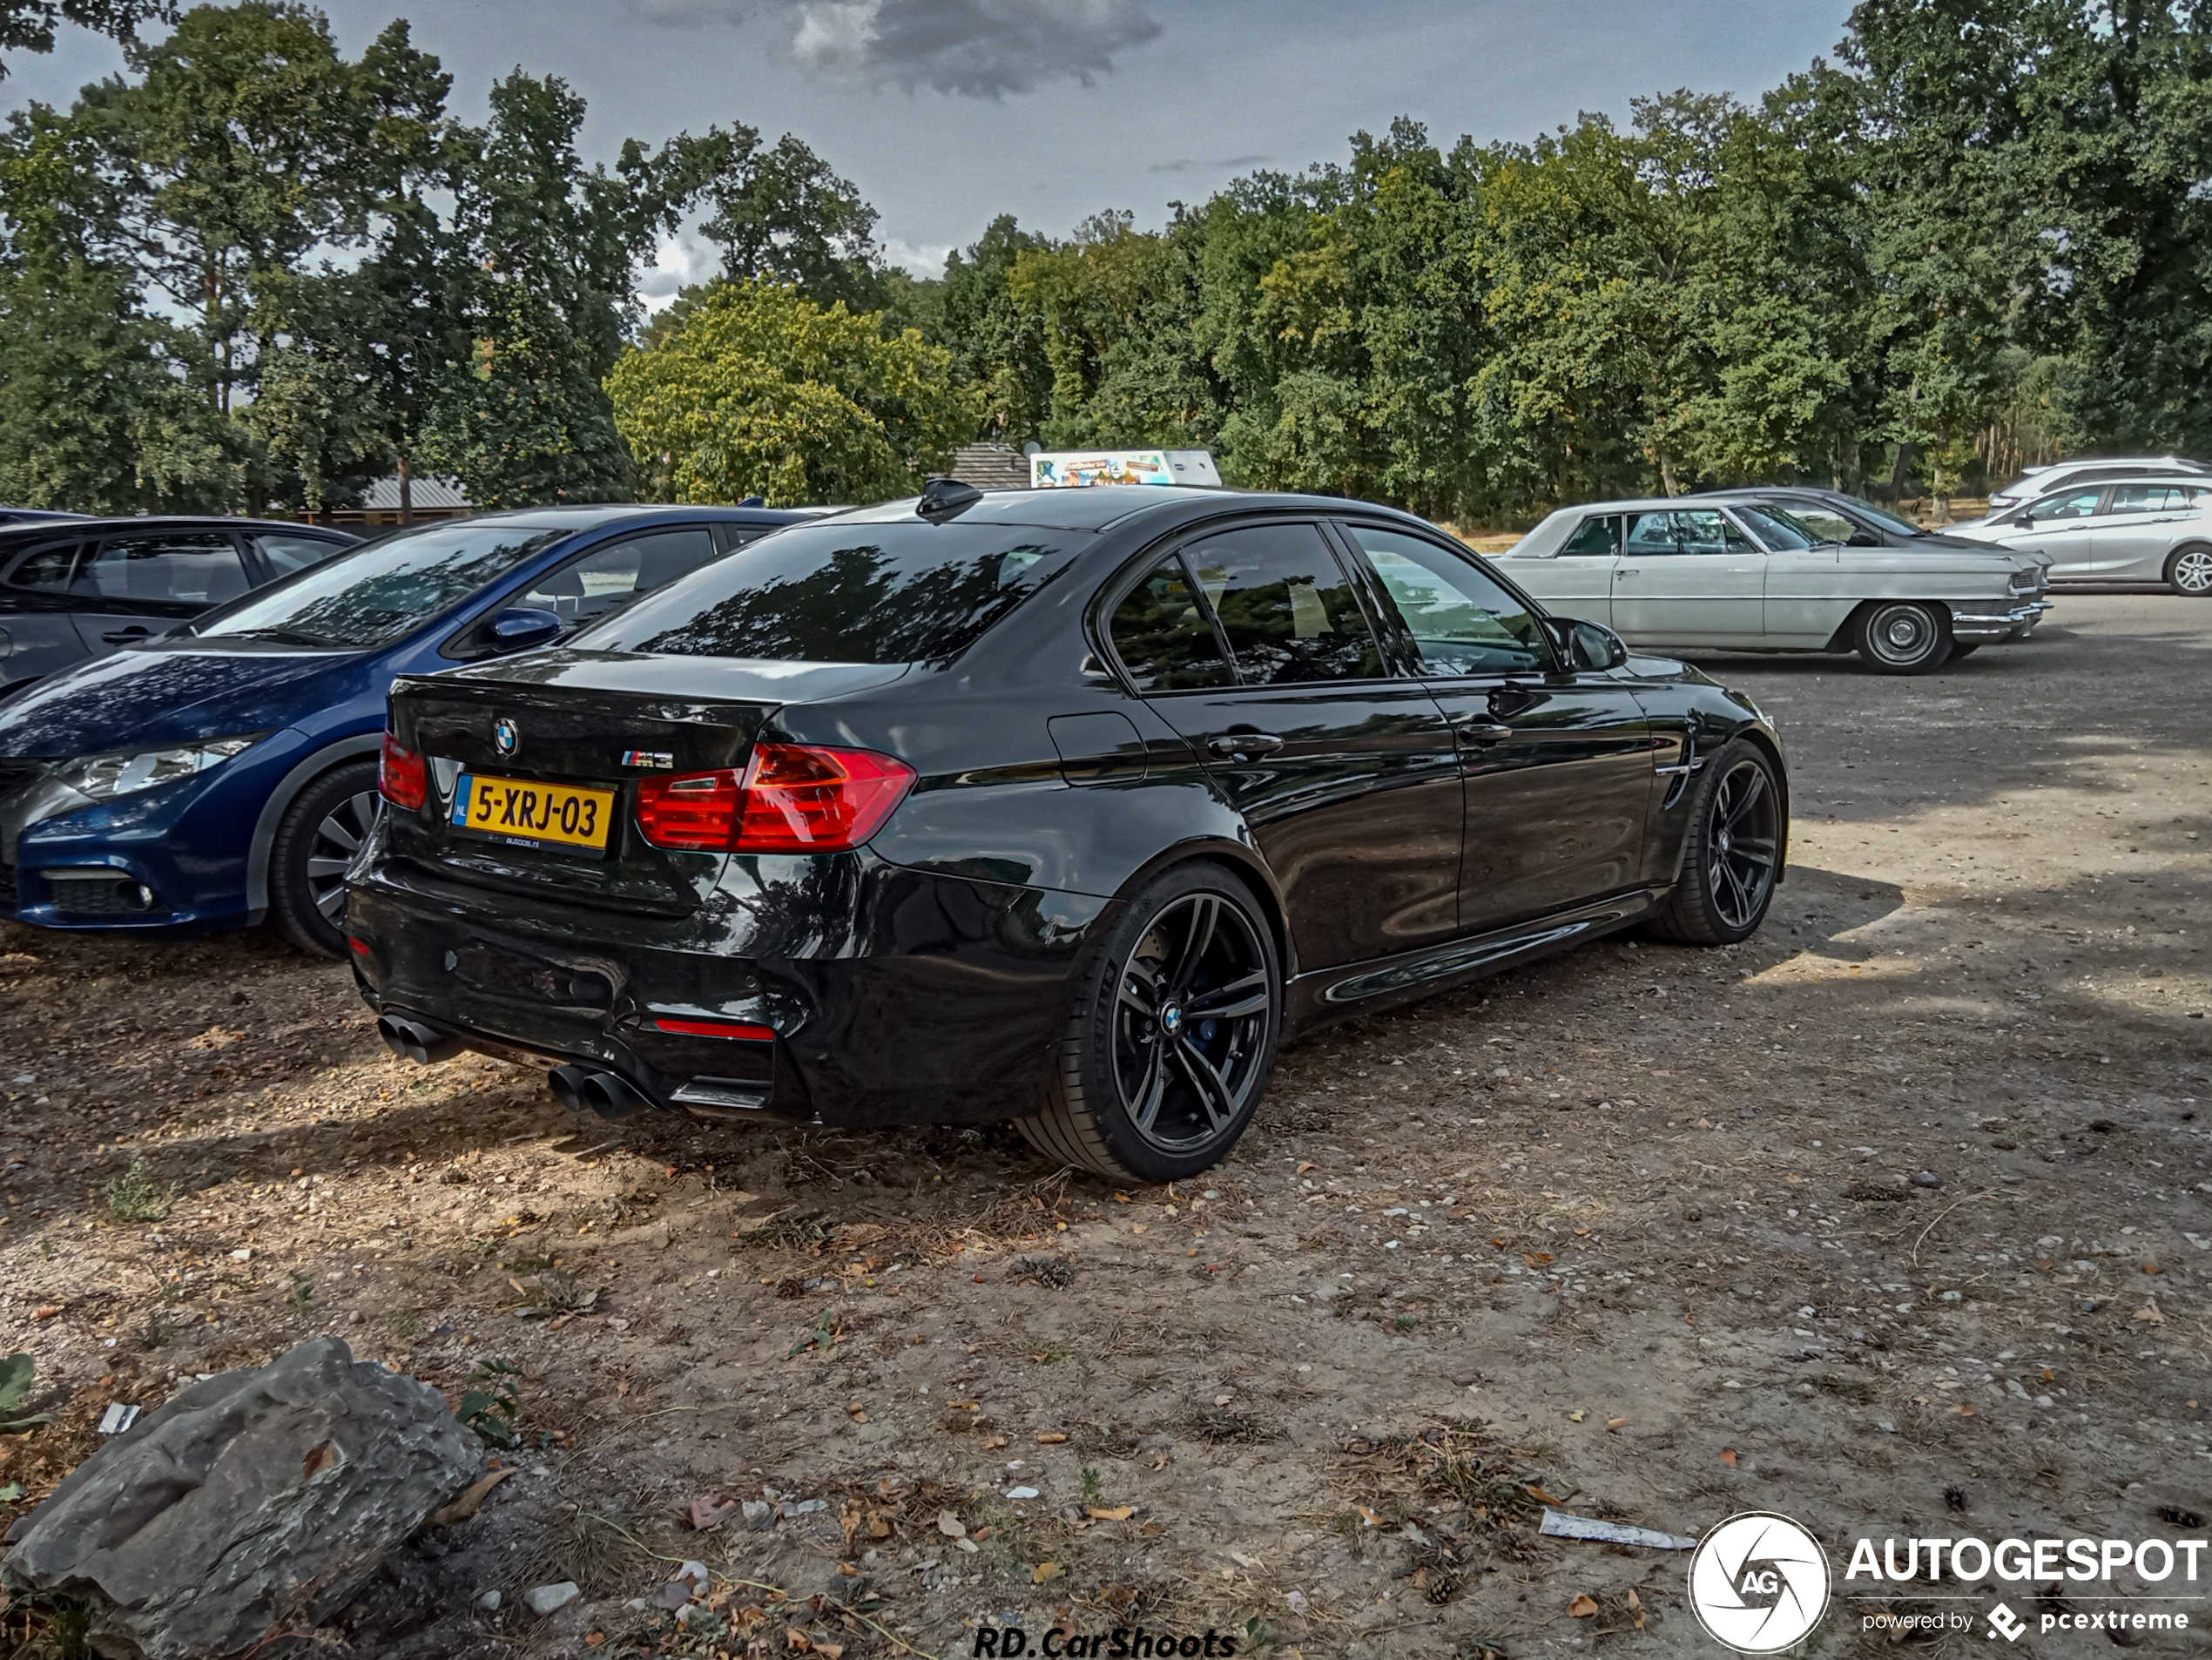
493, 717, 518, 758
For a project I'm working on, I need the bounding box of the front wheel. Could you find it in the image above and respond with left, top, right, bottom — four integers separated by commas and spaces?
268, 759, 380, 957
1645, 741, 1781, 947
1853, 601, 1952, 674
1016, 862, 1281, 1184
2167, 543, 2212, 597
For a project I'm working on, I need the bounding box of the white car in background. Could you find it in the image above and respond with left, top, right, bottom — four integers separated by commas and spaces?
1987, 455, 2209, 513
1953, 475, 2212, 596
1496, 497, 2049, 674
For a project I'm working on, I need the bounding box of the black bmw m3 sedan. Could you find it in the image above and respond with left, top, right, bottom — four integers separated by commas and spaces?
348, 482, 1787, 1182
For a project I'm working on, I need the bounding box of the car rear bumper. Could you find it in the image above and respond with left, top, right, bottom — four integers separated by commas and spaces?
1952, 600, 2051, 642
345, 854, 1112, 1129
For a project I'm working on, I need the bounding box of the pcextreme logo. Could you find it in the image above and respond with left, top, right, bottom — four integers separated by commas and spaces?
1687, 1512, 1832, 1654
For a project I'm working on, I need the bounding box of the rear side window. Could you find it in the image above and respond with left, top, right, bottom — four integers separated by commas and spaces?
1109, 557, 1234, 691
521, 528, 720, 624
1560, 515, 1621, 557
3, 539, 81, 592
1181, 523, 1382, 685
2108, 483, 2200, 513
76, 532, 250, 605
576, 522, 1082, 666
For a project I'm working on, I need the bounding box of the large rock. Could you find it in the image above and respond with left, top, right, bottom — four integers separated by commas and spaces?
0, 1337, 482, 1659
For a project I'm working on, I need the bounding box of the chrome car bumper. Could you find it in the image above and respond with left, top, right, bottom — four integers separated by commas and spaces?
1953, 600, 2052, 643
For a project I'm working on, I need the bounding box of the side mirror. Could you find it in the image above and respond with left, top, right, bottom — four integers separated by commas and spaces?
483, 606, 563, 654
1544, 617, 1629, 671
2013, 512, 2034, 529
1847, 530, 1882, 547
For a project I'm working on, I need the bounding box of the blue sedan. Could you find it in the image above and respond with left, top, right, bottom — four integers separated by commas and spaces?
0, 503, 807, 954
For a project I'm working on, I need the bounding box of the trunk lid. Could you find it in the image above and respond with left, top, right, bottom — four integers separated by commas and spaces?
383, 650, 908, 914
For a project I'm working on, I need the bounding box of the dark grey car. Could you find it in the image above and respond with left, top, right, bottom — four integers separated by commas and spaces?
0, 516, 359, 695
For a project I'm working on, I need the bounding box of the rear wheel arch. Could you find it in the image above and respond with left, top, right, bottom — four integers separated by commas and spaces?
1110, 839, 1295, 982
2166, 542, 2212, 597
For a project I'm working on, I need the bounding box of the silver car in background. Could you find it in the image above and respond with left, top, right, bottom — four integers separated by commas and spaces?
1498, 498, 2049, 674
1954, 475, 2212, 596
1986, 455, 2210, 513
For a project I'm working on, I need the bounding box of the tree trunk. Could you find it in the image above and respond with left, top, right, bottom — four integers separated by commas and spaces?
398, 453, 414, 525
1656, 448, 1678, 497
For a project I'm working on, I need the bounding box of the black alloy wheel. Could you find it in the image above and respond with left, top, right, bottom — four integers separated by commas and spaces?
1018, 862, 1281, 1183
2167, 543, 2212, 597
1646, 741, 1780, 947
1852, 600, 1952, 674
269, 759, 381, 957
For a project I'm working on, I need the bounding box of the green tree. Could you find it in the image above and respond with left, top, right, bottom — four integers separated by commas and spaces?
1, 0, 172, 79
606, 279, 979, 506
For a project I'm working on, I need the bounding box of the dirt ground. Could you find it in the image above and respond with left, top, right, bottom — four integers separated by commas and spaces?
1, 590, 2208, 1660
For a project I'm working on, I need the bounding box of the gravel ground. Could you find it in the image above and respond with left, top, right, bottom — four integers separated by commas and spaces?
0, 590, 2207, 1659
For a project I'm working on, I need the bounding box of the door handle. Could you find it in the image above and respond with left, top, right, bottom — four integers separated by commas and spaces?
1208, 731, 1284, 758
101, 626, 152, 644
1453, 720, 1514, 745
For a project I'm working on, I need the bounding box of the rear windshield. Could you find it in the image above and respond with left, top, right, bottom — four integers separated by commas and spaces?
196, 523, 567, 649
575, 520, 1084, 665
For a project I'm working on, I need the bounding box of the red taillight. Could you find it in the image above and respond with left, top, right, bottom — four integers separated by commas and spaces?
379, 732, 427, 811
654, 1017, 775, 1040
635, 743, 914, 854
636, 769, 743, 851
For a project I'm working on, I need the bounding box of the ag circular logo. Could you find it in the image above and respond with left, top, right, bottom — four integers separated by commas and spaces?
1687, 1511, 1831, 1653
493, 718, 518, 758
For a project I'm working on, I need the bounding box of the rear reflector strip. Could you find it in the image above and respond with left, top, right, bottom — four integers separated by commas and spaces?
653, 1017, 775, 1041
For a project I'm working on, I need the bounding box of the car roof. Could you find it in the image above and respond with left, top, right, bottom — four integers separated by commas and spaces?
815, 484, 1437, 536
1541, 497, 1715, 515
457, 503, 813, 531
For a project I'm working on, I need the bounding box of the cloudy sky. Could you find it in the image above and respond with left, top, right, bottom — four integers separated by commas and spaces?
4, 0, 1856, 291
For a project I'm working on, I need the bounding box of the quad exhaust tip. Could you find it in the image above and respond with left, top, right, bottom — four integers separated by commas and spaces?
377, 1015, 463, 1066
548, 1063, 649, 1121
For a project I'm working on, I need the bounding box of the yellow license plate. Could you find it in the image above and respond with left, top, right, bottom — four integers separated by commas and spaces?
451, 773, 616, 852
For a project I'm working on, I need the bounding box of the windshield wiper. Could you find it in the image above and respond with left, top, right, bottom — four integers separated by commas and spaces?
222, 626, 348, 648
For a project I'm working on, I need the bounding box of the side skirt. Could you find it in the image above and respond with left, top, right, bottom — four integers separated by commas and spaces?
1282, 887, 1668, 1037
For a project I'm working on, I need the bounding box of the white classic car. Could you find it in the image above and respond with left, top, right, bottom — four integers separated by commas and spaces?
1494, 496, 2050, 673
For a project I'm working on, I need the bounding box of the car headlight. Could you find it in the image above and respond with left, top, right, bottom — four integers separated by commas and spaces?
59, 733, 269, 801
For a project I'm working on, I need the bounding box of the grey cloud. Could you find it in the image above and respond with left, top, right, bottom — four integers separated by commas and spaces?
625, 0, 1166, 98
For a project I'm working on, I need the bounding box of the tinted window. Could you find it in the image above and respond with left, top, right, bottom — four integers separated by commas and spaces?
1109, 557, 1233, 691
197, 523, 568, 648
1182, 523, 1381, 685
2026, 489, 2101, 522
1730, 505, 1822, 551
77, 532, 248, 605
1807, 493, 1923, 536
522, 529, 720, 624
3, 539, 80, 592
1345, 525, 1548, 675
576, 522, 1080, 666
254, 533, 351, 576
1560, 515, 1621, 557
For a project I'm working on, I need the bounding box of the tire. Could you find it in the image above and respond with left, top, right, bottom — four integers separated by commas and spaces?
1950, 643, 1980, 658
268, 759, 381, 957
2167, 543, 2212, 597
1853, 601, 1952, 674
1015, 861, 1282, 1184
1645, 740, 1781, 947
